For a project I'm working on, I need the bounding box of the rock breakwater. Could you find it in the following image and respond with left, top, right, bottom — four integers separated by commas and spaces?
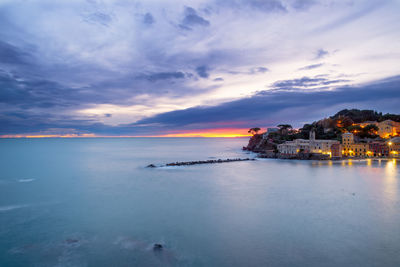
147, 158, 254, 168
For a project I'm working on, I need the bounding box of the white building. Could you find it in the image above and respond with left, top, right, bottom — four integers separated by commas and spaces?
277, 131, 339, 156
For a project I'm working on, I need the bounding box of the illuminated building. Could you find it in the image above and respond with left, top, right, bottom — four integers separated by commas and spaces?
331, 143, 342, 158
355, 120, 400, 138
388, 137, 400, 158
277, 131, 339, 156
368, 142, 389, 157
341, 132, 368, 157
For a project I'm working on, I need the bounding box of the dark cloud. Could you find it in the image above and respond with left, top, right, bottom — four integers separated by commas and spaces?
271, 76, 344, 89
180, 7, 210, 30
0, 0, 398, 136
196, 66, 209, 78
2, 76, 399, 135
138, 71, 186, 82
0, 41, 34, 66
298, 63, 324, 70
143, 12, 155, 25
131, 76, 400, 130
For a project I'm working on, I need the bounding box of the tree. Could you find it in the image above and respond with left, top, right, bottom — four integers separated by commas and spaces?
248, 127, 261, 135
347, 125, 362, 134
335, 116, 353, 128
362, 124, 379, 137
277, 124, 292, 135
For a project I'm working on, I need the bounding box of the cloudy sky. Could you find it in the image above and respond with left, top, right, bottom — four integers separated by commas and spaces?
1, 0, 400, 137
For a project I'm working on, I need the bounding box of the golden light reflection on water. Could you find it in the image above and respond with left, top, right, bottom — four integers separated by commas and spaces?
383, 159, 398, 202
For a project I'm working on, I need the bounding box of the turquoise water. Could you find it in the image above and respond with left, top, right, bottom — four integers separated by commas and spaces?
0, 138, 399, 267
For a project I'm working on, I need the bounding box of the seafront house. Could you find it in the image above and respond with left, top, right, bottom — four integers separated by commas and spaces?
369, 142, 389, 157
341, 132, 368, 157
277, 139, 312, 154
331, 143, 342, 158
277, 131, 339, 156
388, 137, 400, 158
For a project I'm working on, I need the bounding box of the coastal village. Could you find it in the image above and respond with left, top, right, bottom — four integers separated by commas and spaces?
244, 109, 400, 160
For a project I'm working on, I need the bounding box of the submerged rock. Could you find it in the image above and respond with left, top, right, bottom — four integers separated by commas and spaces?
153, 243, 163, 251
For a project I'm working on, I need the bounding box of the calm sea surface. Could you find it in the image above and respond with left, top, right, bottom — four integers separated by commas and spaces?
0, 138, 399, 267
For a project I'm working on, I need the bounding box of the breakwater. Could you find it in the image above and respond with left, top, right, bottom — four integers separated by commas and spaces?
147, 158, 254, 168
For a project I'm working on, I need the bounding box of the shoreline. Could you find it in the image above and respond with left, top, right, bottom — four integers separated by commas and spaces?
256, 153, 398, 161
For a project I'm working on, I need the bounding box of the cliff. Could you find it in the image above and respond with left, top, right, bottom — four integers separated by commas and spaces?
243, 134, 276, 153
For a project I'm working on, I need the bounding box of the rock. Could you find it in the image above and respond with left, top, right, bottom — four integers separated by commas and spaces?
146, 164, 156, 168
153, 243, 163, 251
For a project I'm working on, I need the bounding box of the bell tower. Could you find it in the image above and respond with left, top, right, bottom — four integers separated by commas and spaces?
309, 130, 316, 141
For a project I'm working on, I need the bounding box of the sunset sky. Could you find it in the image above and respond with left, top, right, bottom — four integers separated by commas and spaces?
1, 0, 400, 137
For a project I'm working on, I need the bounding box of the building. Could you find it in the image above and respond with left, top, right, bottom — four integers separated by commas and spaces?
388, 137, 400, 158
277, 131, 339, 156
331, 143, 342, 158
377, 120, 400, 138
342, 132, 354, 147
342, 132, 368, 157
277, 139, 310, 155
368, 142, 389, 157
355, 120, 400, 138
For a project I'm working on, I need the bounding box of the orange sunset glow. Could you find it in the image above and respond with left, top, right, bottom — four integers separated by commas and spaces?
0, 128, 257, 138
154, 128, 256, 138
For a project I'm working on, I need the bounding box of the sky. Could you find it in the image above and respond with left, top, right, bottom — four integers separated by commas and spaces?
0, 0, 400, 137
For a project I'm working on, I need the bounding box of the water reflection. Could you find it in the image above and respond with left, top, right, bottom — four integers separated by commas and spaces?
384, 159, 398, 202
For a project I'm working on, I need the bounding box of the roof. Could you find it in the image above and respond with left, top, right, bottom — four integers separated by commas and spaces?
342, 132, 353, 135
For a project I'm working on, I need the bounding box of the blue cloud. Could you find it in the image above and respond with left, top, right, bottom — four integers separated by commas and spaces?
247, 0, 287, 12
180, 7, 210, 30
139, 72, 186, 82
315, 49, 328, 59
143, 12, 155, 25
291, 0, 316, 10
298, 63, 324, 70
0, 41, 34, 65
196, 66, 209, 78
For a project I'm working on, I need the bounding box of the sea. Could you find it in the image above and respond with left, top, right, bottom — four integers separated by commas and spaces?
0, 138, 399, 267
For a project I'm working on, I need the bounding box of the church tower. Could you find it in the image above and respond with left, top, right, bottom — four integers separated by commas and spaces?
309, 130, 316, 141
